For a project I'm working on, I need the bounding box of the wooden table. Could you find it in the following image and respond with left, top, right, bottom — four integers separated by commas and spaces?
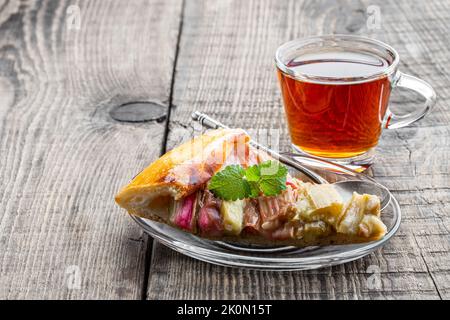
0, 0, 449, 300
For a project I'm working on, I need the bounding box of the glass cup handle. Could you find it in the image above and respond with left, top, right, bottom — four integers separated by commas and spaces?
385, 71, 436, 129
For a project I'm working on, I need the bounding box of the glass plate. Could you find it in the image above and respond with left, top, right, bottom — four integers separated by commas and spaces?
130, 153, 401, 271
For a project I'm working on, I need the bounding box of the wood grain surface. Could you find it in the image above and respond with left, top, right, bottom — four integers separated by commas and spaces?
146, 0, 450, 300
0, 0, 448, 300
0, 0, 182, 299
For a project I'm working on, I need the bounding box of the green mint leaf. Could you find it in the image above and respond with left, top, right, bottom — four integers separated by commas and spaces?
258, 160, 288, 178
247, 181, 260, 198
208, 161, 288, 200
259, 175, 287, 196
244, 164, 261, 182
208, 165, 249, 201
257, 160, 288, 196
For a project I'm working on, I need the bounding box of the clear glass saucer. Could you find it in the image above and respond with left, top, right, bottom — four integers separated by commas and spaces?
130, 153, 401, 271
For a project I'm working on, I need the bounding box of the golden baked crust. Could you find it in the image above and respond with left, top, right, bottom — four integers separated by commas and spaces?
115, 129, 253, 219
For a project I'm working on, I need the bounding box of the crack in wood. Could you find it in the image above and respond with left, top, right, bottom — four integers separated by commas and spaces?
141, 0, 186, 301
411, 232, 444, 299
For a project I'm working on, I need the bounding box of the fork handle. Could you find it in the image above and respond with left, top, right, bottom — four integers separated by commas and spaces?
191, 111, 327, 184
192, 111, 230, 129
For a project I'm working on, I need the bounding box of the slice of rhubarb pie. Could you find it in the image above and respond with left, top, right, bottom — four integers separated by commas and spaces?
115, 129, 387, 247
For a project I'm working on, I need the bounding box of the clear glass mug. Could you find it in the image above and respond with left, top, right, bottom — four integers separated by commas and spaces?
275, 35, 436, 166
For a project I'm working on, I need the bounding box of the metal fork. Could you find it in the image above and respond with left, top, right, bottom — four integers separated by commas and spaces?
191, 111, 327, 184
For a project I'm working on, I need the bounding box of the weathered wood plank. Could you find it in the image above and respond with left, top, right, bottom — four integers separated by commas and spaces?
148, 249, 439, 300
0, 0, 182, 299
147, 0, 449, 299
432, 271, 450, 299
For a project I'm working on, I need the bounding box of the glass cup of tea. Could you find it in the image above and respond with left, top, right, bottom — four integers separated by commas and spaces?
275, 35, 436, 166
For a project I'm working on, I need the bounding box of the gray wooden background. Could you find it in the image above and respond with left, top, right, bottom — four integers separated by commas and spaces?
0, 0, 448, 299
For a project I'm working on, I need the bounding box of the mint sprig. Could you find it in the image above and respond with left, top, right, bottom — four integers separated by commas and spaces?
208, 161, 288, 201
